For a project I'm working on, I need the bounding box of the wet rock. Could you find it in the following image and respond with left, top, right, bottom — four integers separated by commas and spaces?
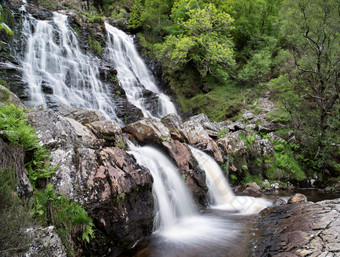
114, 97, 144, 124
26, 5, 54, 20
288, 193, 308, 204
162, 140, 207, 205
252, 198, 340, 257
25, 226, 67, 256
183, 114, 224, 163
58, 103, 103, 124
124, 118, 171, 145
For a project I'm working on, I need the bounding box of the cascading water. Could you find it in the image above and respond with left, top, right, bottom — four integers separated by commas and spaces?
127, 142, 239, 251
189, 146, 271, 214
19, 9, 122, 122
104, 24, 177, 118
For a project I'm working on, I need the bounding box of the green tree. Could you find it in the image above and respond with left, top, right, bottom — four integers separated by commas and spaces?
157, 4, 235, 82
275, 0, 339, 170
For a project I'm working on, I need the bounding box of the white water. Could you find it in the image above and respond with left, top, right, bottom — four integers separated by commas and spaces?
104, 24, 177, 118
189, 146, 271, 214
20, 10, 122, 122
127, 142, 238, 247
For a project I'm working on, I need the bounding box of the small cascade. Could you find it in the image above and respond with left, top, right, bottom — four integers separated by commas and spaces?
104, 24, 177, 118
189, 146, 271, 214
127, 142, 196, 230
19, 8, 121, 122
127, 142, 238, 248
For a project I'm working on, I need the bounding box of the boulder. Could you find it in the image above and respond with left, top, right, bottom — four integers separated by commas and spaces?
288, 193, 308, 204
87, 120, 123, 146
58, 104, 103, 124
217, 132, 246, 155
25, 226, 67, 257
161, 113, 187, 141
27, 110, 154, 256
124, 118, 171, 145
252, 198, 340, 256
182, 114, 224, 163
0, 85, 26, 109
242, 111, 254, 120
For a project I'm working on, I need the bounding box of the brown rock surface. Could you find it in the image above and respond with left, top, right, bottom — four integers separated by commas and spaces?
252, 199, 340, 257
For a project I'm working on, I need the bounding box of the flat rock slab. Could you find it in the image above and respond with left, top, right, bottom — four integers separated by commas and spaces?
252, 199, 340, 257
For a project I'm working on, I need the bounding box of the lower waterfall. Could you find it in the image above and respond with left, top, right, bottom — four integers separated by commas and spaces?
189, 146, 271, 214
127, 142, 239, 251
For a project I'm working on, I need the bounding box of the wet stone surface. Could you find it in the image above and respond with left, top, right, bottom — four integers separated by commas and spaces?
252, 198, 340, 257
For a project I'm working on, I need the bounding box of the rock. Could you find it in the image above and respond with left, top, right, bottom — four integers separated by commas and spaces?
252, 198, 340, 257
242, 111, 254, 120
161, 113, 187, 141
251, 139, 275, 157
58, 103, 103, 124
288, 193, 308, 204
182, 114, 224, 163
0, 137, 33, 197
124, 118, 171, 145
26, 226, 67, 256
0, 85, 26, 109
227, 121, 246, 131
26, 5, 54, 20
27, 110, 154, 256
87, 120, 123, 146
162, 140, 207, 205
115, 97, 144, 124
217, 132, 246, 155
243, 182, 264, 197
258, 124, 279, 133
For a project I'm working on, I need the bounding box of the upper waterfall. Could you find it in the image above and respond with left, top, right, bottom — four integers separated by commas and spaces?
104, 23, 177, 118
20, 11, 121, 122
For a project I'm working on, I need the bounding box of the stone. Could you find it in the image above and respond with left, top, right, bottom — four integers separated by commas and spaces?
258, 124, 279, 133
25, 226, 67, 256
288, 193, 308, 204
27, 110, 154, 256
217, 132, 246, 155
242, 111, 254, 120
161, 113, 187, 141
182, 114, 224, 163
0, 85, 26, 109
227, 120, 246, 131
124, 117, 171, 145
87, 120, 123, 145
252, 199, 340, 257
58, 103, 103, 124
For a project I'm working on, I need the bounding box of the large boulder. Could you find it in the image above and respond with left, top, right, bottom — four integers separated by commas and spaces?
252, 198, 340, 256
182, 114, 224, 163
58, 104, 103, 124
161, 113, 188, 142
27, 110, 154, 256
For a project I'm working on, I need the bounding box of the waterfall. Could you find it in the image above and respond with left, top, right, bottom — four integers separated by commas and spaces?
104, 24, 177, 118
127, 142, 238, 246
20, 10, 122, 123
127, 143, 196, 230
189, 146, 271, 214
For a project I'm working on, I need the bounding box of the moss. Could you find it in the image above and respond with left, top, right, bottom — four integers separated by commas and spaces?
40, 0, 57, 10
88, 34, 102, 55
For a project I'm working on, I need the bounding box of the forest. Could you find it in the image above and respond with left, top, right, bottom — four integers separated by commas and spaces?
94, 0, 339, 178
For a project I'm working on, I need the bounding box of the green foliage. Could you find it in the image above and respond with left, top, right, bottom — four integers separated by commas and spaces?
116, 140, 126, 149
0, 4, 14, 37
31, 183, 95, 251
156, 3, 235, 82
0, 104, 38, 150
0, 169, 33, 255
40, 0, 57, 10
88, 35, 102, 55
0, 104, 56, 186
218, 129, 229, 138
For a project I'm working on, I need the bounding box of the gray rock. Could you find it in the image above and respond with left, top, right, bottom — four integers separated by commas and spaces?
252, 198, 340, 257
58, 103, 103, 124
242, 111, 254, 120
25, 226, 67, 257
0, 85, 26, 109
